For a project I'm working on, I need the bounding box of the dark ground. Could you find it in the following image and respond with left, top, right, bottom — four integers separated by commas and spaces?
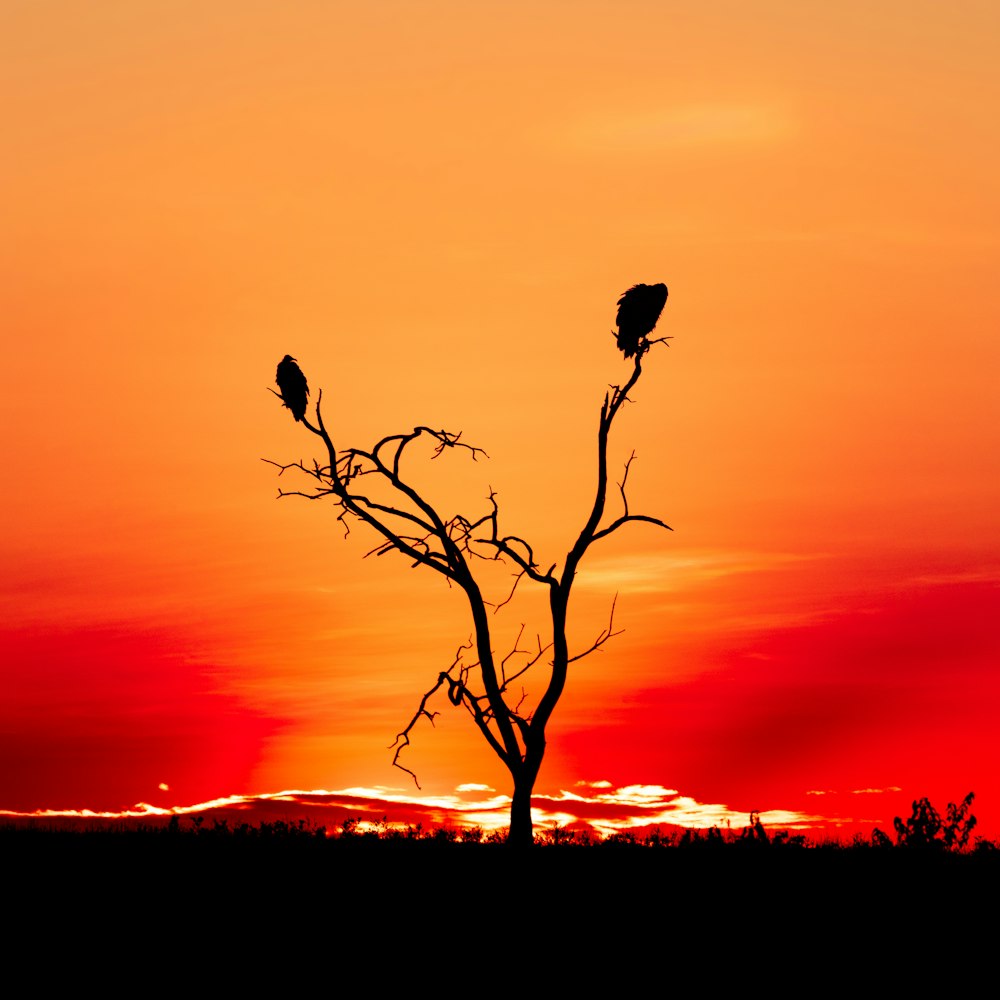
7, 828, 997, 942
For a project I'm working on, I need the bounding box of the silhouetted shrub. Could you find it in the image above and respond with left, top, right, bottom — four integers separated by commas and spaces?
602, 829, 641, 847
879, 792, 977, 851
871, 828, 893, 849
770, 830, 806, 848
640, 827, 675, 848
739, 811, 769, 846
678, 825, 725, 848
541, 823, 577, 846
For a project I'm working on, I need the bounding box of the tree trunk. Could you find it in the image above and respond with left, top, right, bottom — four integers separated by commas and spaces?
508, 776, 536, 846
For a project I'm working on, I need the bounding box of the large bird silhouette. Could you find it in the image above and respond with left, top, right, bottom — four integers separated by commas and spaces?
615, 282, 668, 358
276, 355, 309, 422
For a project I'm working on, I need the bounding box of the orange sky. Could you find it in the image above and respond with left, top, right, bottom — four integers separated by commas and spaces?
3, 1, 999, 839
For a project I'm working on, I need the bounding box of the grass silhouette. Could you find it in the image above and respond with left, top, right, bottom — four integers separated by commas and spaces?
5, 791, 994, 852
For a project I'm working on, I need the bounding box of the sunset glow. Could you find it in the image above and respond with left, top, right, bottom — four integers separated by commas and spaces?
3, 2, 998, 840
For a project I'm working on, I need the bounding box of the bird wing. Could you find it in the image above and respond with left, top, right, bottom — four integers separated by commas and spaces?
276, 357, 309, 420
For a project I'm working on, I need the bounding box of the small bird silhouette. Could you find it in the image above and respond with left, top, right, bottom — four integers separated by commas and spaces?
275, 355, 309, 422
615, 283, 668, 358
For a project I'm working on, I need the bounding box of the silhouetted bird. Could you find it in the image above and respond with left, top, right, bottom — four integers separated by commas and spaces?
276, 355, 309, 422
615, 282, 668, 358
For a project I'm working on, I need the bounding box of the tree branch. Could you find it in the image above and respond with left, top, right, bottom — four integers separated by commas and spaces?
567, 594, 624, 664
389, 672, 444, 788
474, 491, 558, 587
591, 513, 672, 544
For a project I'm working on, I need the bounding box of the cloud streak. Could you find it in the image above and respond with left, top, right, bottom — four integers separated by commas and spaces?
1, 780, 835, 838
576, 549, 819, 596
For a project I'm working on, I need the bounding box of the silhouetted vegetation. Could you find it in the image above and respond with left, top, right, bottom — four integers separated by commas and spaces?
5, 796, 993, 852
873, 791, 978, 851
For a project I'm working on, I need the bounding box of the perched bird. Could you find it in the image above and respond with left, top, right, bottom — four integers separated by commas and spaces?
615, 282, 668, 358
276, 354, 309, 422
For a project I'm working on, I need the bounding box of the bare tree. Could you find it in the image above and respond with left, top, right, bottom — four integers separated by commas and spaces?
266, 291, 671, 845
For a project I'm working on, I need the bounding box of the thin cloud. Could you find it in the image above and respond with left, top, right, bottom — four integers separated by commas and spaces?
565, 102, 794, 153
807, 785, 903, 798
910, 569, 1000, 587
577, 549, 819, 595
535, 785, 823, 835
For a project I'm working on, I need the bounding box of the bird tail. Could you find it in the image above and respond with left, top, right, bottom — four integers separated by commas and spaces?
616, 330, 637, 358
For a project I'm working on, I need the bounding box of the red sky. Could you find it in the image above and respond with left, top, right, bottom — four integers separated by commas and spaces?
2, 1, 998, 840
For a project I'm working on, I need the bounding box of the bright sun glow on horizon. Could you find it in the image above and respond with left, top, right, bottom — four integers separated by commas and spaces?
0, 781, 911, 841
